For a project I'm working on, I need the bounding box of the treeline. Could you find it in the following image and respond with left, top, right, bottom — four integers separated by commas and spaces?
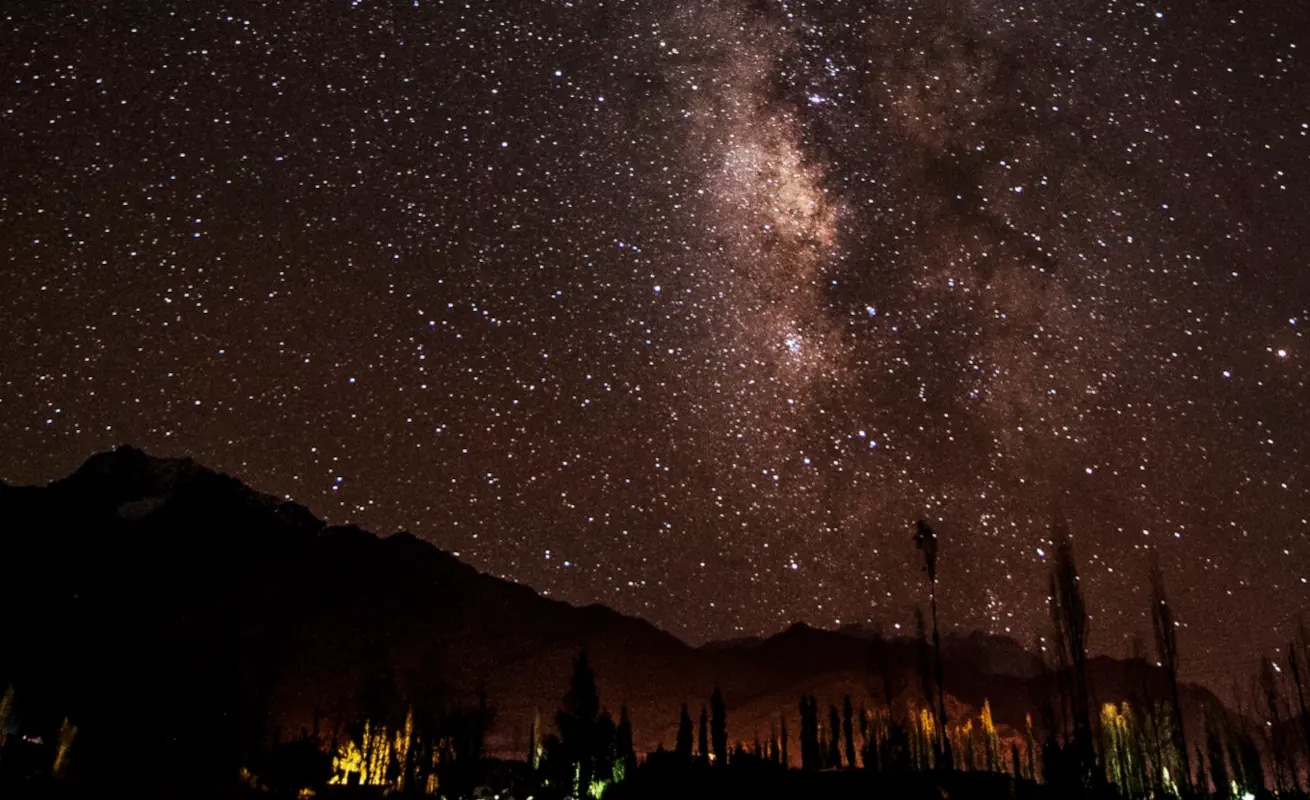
4, 521, 1310, 799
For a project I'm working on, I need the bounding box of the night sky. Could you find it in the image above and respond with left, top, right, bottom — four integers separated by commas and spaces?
2, 0, 1306, 687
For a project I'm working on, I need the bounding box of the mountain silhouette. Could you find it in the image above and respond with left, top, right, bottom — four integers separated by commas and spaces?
0, 446, 1235, 785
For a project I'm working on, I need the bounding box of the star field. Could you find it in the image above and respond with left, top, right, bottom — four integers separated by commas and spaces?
1, 0, 1307, 688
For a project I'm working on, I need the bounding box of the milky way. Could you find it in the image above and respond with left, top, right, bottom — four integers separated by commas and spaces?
1, 0, 1306, 687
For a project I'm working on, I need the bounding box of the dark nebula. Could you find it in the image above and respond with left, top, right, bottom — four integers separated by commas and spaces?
1, 0, 1306, 687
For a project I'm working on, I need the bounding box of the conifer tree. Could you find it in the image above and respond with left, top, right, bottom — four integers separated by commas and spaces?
615, 705, 636, 782
780, 712, 789, 768
676, 703, 694, 761
555, 650, 602, 795
843, 695, 856, 769
698, 705, 709, 762
799, 696, 819, 770
828, 704, 842, 767
529, 710, 543, 770
710, 685, 728, 766
818, 705, 830, 768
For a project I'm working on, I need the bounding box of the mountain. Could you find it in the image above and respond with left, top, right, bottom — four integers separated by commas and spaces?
0, 447, 1235, 786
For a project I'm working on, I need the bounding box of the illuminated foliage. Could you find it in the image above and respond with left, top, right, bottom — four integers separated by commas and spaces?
53, 717, 76, 779
912, 706, 938, 771
980, 699, 1000, 773
0, 684, 12, 751
530, 710, 544, 771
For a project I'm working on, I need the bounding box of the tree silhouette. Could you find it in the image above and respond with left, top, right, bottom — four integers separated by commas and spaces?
1049, 523, 1094, 783
0, 684, 12, 751
827, 704, 842, 768
615, 705, 636, 782
710, 685, 727, 766
1149, 554, 1190, 794
1260, 654, 1294, 793
842, 695, 856, 769
1204, 710, 1230, 800
555, 650, 602, 795
779, 711, 789, 768
529, 710, 543, 771
1290, 619, 1310, 779
261, 728, 332, 793
676, 703, 694, 761
913, 519, 950, 762
799, 696, 819, 771
697, 705, 708, 762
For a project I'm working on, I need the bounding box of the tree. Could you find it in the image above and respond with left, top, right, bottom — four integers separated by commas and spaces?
555, 650, 602, 796
779, 712, 789, 768
1204, 711, 1230, 800
843, 695, 856, 769
261, 729, 332, 794
53, 717, 77, 779
676, 703, 694, 761
595, 709, 618, 791
698, 705, 709, 762
1049, 524, 1094, 783
1290, 620, 1310, 779
1149, 554, 1190, 794
1260, 655, 1293, 794
828, 704, 842, 768
529, 710, 543, 771
710, 685, 728, 766
615, 705, 636, 782
799, 696, 819, 770
0, 684, 12, 751
914, 519, 950, 761
438, 692, 496, 797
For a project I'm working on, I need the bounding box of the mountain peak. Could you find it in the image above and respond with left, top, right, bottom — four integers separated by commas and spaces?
67, 444, 203, 491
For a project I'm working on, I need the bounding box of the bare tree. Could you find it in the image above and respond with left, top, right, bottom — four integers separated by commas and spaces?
1049, 524, 1094, 783
914, 519, 950, 764
1149, 554, 1191, 794
1260, 655, 1293, 794
1290, 618, 1310, 779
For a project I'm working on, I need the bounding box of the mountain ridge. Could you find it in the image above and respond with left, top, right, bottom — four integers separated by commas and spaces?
0, 446, 1236, 780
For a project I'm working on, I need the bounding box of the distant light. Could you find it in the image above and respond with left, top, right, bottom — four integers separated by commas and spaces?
1276, 349, 1288, 358
1037, 548, 1046, 558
